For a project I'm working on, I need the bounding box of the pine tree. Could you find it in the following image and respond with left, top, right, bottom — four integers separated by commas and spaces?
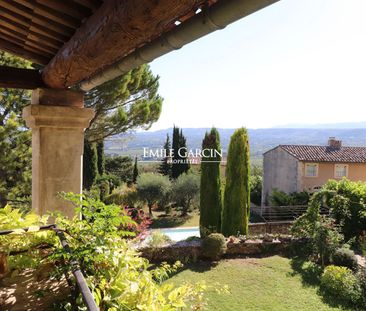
96, 141, 105, 176
159, 134, 171, 176
171, 126, 190, 179
83, 139, 99, 190
222, 128, 250, 236
84, 64, 163, 142
199, 128, 222, 237
133, 156, 139, 183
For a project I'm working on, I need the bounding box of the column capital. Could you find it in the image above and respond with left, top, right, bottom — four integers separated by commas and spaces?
32, 88, 84, 107
23, 104, 94, 129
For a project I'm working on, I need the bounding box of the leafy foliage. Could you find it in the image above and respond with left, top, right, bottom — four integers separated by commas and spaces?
105, 155, 135, 183
0, 194, 210, 310
222, 128, 250, 236
293, 179, 366, 250
320, 265, 362, 307
292, 201, 343, 267
269, 189, 310, 206
200, 128, 222, 237
0, 52, 32, 209
172, 173, 200, 216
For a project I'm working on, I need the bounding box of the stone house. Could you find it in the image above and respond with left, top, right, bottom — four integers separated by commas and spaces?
262, 137, 366, 205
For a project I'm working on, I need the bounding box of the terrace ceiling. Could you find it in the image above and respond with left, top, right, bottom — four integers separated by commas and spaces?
0, 0, 278, 90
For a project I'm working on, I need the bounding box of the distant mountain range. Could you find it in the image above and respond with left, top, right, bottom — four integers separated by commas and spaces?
105, 126, 366, 163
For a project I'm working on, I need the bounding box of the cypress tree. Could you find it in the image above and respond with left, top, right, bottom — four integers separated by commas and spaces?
83, 139, 99, 190
158, 134, 172, 176
199, 128, 222, 237
96, 141, 105, 176
171, 126, 180, 179
171, 126, 190, 179
221, 128, 250, 236
133, 156, 139, 183
179, 129, 190, 175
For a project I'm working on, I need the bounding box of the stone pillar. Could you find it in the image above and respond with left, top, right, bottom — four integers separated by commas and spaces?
22, 89, 94, 218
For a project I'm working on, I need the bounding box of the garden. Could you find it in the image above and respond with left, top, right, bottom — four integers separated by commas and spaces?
1, 123, 366, 310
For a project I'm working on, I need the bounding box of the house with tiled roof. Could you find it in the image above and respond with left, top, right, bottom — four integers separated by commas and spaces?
262, 137, 366, 205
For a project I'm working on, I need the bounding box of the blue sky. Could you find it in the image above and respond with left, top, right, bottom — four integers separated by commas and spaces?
149, 0, 366, 130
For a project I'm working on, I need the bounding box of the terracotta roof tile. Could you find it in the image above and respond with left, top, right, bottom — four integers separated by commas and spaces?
279, 145, 366, 163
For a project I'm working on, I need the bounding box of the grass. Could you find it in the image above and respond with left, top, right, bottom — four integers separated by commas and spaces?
166, 256, 350, 311
150, 209, 200, 229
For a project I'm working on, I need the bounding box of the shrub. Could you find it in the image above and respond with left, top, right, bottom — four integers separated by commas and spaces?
292, 204, 343, 267
105, 183, 140, 207
201, 233, 227, 260
222, 128, 250, 236
356, 270, 366, 306
332, 247, 358, 271
320, 265, 362, 306
269, 189, 310, 206
136, 173, 171, 216
147, 230, 172, 248
172, 173, 200, 216
200, 128, 222, 237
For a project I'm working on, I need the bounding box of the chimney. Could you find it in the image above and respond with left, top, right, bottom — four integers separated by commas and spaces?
328, 137, 342, 149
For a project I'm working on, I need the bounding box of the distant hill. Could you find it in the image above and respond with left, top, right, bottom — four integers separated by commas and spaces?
105, 128, 366, 163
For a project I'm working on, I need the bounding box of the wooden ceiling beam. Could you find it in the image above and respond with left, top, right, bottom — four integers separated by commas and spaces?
0, 32, 53, 60
0, 65, 45, 89
0, 17, 63, 49
42, 0, 205, 89
12, 0, 81, 29
0, 4, 69, 42
0, 38, 49, 64
0, 26, 58, 54
0, 0, 75, 37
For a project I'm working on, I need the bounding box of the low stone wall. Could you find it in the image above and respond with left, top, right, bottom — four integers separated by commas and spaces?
139, 238, 293, 262
249, 222, 292, 235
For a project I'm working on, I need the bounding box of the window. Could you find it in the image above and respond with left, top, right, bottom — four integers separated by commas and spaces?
305, 163, 318, 177
335, 164, 348, 178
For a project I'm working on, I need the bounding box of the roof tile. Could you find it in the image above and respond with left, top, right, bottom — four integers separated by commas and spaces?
279, 145, 366, 163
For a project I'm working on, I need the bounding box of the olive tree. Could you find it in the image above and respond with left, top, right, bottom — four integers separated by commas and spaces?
136, 173, 171, 216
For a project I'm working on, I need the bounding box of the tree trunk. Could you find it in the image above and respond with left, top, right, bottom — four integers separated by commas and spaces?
148, 204, 153, 218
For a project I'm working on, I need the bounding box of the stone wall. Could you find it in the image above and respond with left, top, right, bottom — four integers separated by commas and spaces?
248, 222, 292, 235
139, 238, 293, 262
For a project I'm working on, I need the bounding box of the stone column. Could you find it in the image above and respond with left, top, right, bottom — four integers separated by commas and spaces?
22, 88, 94, 218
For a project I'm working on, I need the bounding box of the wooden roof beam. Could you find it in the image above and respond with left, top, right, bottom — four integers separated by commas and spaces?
0, 38, 49, 64
0, 65, 45, 89
42, 0, 207, 89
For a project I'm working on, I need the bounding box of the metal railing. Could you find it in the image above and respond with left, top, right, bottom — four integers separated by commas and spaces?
252, 205, 330, 223
0, 224, 99, 311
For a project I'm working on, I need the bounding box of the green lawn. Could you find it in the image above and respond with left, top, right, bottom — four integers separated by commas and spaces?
150, 209, 200, 228
166, 256, 351, 311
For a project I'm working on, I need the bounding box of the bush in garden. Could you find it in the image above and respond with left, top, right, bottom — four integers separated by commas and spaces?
222, 128, 250, 236
297, 179, 366, 243
356, 270, 366, 306
105, 183, 140, 207
172, 173, 200, 216
269, 189, 310, 206
200, 128, 222, 237
331, 247, 358, 271
201, 233, 227, 260
147, 230, 172, 248
320, 265, 362, 306
136, 173, 171, 216
292, 207, 343, 267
